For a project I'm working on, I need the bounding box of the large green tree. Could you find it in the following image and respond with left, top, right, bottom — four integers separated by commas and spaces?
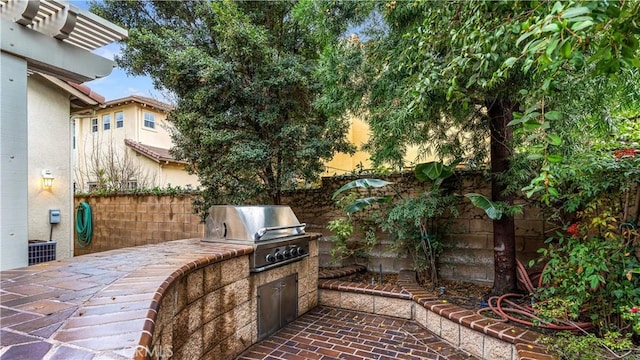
91, 0, 366, 209
316, 0, 639, 294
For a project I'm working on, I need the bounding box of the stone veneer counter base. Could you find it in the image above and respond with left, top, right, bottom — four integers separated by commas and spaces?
0, 237, 320, 360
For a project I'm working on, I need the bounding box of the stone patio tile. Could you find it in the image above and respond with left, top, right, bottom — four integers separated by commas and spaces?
0, 341, 52, 360
0, 311, 42, 328
9, 306, 77, 334
13, 299, 76, 316
0, 329, 40, 346
0, 290, 67, 308
65, 331, 140, 351
54, 318, 147, 342
47, 280, 102, 291
47, 345, 96, 360
77, 300, 151, 317
0, 284, 53, 296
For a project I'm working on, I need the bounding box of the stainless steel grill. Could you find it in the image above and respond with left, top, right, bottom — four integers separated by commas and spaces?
203, 205, 309, 272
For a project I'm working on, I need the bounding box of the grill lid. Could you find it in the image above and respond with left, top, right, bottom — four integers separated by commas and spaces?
204, 205, 306, 243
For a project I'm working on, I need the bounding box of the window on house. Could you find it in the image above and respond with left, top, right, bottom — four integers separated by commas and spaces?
87, 182, 98, 191
91, 118, 98, 133
143, 112, 155, 129
103, 114, 111, 130
72, 121, 76, 149
128, 180, 138, 189
115, 111, 124, 128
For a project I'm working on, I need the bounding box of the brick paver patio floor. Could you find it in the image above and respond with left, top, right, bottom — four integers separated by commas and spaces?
236, 306, 478, 360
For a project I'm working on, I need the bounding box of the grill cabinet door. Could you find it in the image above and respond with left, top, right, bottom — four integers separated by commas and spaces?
280, 274, 298, 325
257, 273, 298, 340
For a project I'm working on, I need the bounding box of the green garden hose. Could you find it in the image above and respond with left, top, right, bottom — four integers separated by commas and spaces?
75, 202, 93, 248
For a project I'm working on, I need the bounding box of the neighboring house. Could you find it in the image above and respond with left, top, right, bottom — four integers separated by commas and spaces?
0, 0, 126, 270
322, 116, 426, 176
73, 95, 199, 192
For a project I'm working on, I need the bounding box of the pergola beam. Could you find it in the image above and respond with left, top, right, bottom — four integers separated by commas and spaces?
1, 18, 116, 83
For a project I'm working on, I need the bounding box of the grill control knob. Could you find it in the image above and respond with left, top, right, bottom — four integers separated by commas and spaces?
284, 249, 292, 258
275, 252, 284, 261
296, 247, 306, 256
266, 254, 276, 263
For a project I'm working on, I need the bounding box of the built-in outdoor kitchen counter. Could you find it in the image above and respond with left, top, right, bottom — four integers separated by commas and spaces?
0, 234, 320, 359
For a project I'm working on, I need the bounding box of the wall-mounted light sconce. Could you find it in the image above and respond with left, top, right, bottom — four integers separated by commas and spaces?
41, 169, 54, 190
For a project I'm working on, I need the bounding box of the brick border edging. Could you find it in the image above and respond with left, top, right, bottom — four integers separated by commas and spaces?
318, 264, 367, 279
317, 269, 554, 360
134, 247, 253, 357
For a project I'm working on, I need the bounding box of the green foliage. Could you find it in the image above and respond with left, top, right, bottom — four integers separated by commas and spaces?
512, 1, 640, 202
534, 199, 640, 347
465, 193, 503, 220
331, 178, 396, 213
75, 184, 198, 198
92, 0, 364, 211
542, 123, 640, 225
415, 160, 460, 189
529, 114, 640, 350
464, 193, 524, 221
327, 191, 378, 265
315, 0, 638, 294
381, 191, 458, 286
620, 305, 640, 336
541, 331, 639, 360
380, 161, 460, 285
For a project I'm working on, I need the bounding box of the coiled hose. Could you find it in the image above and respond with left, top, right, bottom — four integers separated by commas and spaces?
478, 259, 593, 332
75, 202, 92, 248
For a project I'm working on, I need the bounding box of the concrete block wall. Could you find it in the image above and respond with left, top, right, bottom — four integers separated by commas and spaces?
73, 170, 549, 284
74, 195, 204, 256
284, 171, 548, 285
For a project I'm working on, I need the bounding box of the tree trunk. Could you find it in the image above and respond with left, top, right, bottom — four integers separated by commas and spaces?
486, 98, 516, 295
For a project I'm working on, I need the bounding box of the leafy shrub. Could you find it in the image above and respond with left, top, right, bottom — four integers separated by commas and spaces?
534, 145, 640, 355
380, 186, 458, 286
327, 180, 391, 266
541, 331, 639, 360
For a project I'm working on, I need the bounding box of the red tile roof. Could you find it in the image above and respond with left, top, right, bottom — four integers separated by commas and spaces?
105, 95, 174, 113
124, 139, 186, 165
67, 81, 106, 104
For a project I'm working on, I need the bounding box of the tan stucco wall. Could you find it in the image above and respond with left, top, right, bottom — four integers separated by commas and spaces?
157, 163, 198, 188
323, 116, 426, 176
27, 76, 74, 260
136, 107, 173, 146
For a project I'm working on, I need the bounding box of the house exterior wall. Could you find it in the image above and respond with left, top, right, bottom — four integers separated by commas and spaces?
74, 100, 198, 191
322, 116, 425, 176
158, 163, 197, 188
27, 76, 74, 261
136, 106, 173, 146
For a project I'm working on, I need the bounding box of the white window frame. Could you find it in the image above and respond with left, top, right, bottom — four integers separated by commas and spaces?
115, 111, 124, 128
103, 114, 111, 130
143, 112, 155, 129
91, 118, 98, 133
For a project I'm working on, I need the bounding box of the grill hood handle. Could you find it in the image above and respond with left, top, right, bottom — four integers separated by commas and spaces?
254, 223, 306, 241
